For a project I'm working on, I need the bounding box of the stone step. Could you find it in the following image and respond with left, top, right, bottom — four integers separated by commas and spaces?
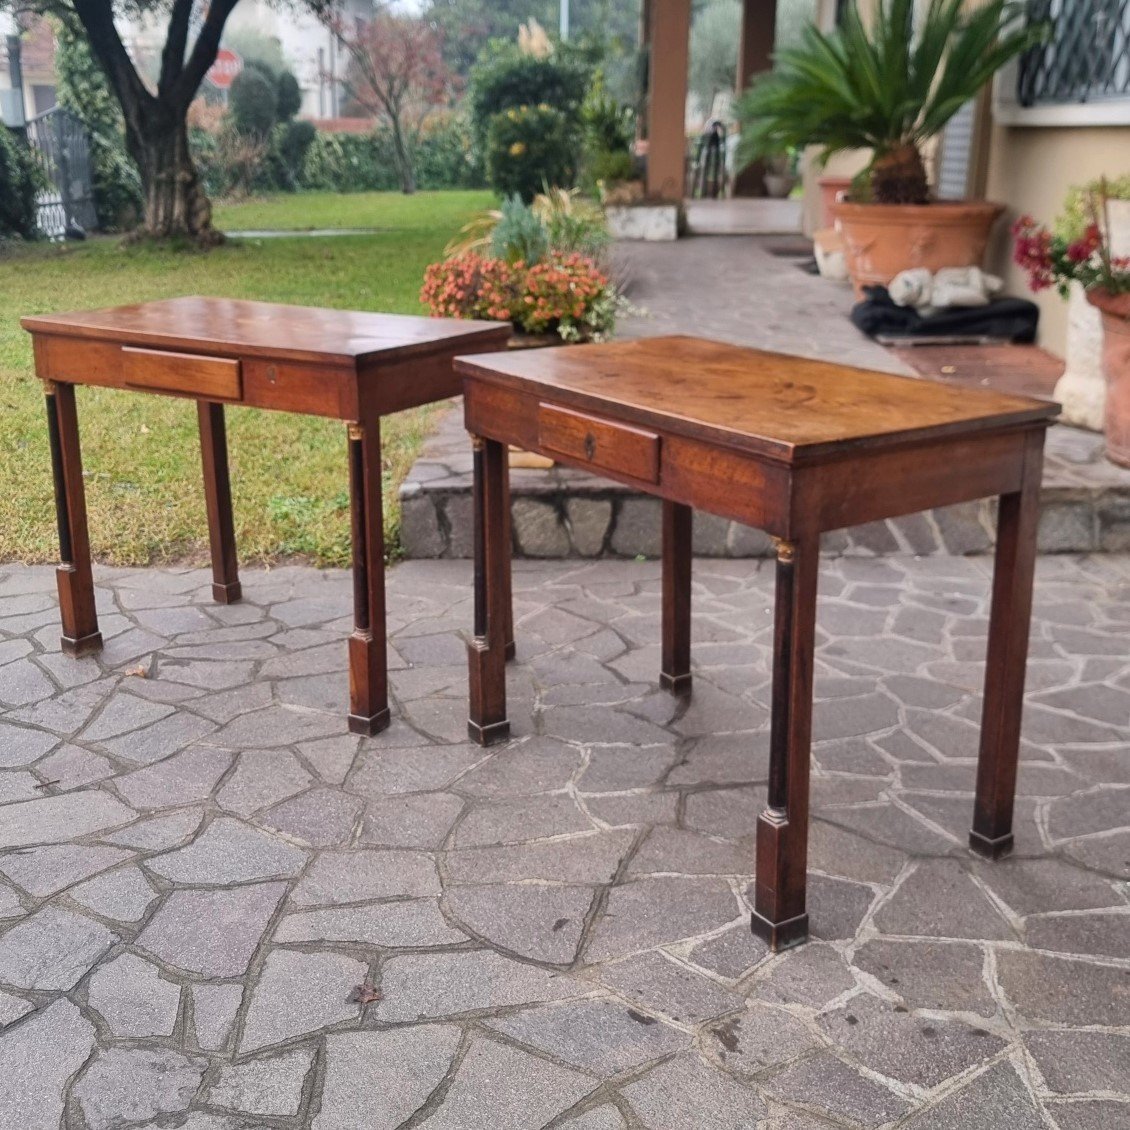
399, 405, 1130, 559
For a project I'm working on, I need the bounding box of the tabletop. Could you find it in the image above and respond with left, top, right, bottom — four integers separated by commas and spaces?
21, 297, 509, 369
456, 335, 1060, 463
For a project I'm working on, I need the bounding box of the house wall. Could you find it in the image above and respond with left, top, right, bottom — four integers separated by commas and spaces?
982, 124, 1130, 359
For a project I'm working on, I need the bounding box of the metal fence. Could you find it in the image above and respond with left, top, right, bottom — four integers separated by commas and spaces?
25, 106, 98, 238
1018, 0, 1130, 107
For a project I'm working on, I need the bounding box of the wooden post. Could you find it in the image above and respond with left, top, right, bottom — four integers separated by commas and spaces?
347, 419, 390, 736
733, 0, 778, 196
467, 436, 511, 745
970, 428, 1045, 858
45, 383, 102, 657
751, 533, 819, 951
197, 401, 241, 604
645, 0, 692, 202
660, 500, 693, 693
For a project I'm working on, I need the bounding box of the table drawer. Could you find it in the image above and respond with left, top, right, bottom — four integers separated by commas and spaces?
121, 346, 241, 401
538, 403, 660, 484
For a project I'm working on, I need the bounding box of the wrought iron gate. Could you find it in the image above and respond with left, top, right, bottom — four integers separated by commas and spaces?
25, 107, 98, 238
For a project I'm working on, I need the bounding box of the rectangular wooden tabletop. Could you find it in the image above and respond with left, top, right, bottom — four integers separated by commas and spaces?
21, 297, 509, 368
456, 335, 1060, 464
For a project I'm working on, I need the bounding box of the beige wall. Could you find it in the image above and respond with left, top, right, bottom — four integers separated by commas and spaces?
983, 124, 1130, 358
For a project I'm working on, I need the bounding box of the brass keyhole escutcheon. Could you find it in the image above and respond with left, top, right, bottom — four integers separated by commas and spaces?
266, 365, 278, 384
584, 432, 596, 460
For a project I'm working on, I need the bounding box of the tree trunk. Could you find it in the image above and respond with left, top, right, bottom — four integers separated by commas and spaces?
870, 143, 930, 206
124, 108, 222, 244
390, 119, 416, 195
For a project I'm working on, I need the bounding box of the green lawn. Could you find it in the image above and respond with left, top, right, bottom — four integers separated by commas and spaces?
0, 190, 494, 567
213, 190, 487, 233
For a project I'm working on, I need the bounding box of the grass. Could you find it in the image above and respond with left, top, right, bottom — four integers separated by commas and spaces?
0, 190, 494, 567
212, 190, 488, 234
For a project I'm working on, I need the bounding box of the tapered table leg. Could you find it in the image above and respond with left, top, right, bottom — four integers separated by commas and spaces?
501, 456, 515, 662
468, 436, 511, 745
46, 383, 102, 657
347, 419, 390, 736
751, 533, 820, 951
970, 430, 1045, 859
660, 500, 693, 694
197, 401, 241, 604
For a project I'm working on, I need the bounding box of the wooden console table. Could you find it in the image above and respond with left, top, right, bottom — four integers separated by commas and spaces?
457, 335, 1059, 951
22, 297, 508, 735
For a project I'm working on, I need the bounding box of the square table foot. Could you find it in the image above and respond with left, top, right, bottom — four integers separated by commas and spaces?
212, 581, 242, 604
348, 709, 391, 737
969, 829, 1014, 860
61, 631, 103, 658
468, 718, 511, 746
750, 909, 809, 952
660, 671, 693, 696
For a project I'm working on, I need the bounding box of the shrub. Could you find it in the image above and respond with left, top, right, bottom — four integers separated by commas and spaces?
490, 195, 549, 264
230, 65, 278, 139
267, 119, 317, 191
0, 126, 40, 239
275, 71, 303, 122
533, 187, 610, 260
486, 104, 577, 203
55, 21, 142, 231
589, 148, 635, 183
468, 41, 588, 154
412, 112, 486, 190
421, 251, 622, 340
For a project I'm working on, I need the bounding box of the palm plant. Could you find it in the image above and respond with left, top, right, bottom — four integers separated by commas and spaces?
736, 0, 1044, 205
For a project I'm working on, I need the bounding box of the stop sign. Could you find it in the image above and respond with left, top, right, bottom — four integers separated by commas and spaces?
207, 49, 244, 90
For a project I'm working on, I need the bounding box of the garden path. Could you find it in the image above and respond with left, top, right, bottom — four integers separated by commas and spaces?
0, 554, 1127, 1127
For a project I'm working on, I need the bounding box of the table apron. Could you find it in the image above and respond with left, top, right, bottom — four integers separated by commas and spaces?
465, 380, 1044, 539
794, 427, 1035, 532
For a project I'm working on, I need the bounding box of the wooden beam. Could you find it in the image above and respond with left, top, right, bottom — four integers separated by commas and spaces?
645, 0, 691, 202
734, 0, 778, 197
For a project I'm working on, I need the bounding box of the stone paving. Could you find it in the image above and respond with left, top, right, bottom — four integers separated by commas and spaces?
0, 554, 1127, 1128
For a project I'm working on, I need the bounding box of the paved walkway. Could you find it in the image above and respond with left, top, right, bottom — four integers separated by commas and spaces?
0, 555, 1127, 1128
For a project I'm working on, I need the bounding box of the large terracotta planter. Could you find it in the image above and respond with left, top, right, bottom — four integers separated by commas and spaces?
832, 199, 1006, 299
817, 176, 853, 230
1087, 289, 1130, 468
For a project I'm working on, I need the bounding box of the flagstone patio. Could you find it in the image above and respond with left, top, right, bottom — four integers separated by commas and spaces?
0, 553, 1127, 1128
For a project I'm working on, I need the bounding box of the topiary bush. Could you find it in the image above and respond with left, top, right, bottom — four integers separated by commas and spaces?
486, 104, 577, 203
468, 42, 588, 155
230, 65, 278, 139
0, 126, 40, 239
275, 71, 303, 122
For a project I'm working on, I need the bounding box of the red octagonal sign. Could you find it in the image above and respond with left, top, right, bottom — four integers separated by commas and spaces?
207, 48, 244, 90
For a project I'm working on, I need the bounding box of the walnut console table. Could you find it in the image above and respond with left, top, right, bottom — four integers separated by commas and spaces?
22, 297, 508, 735
457, 335, 1059, 951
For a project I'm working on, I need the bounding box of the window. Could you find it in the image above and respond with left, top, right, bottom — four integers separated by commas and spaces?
1018, 0, 1130, 107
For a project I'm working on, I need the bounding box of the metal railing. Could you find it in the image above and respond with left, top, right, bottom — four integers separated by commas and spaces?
1018, 0, 1130, 107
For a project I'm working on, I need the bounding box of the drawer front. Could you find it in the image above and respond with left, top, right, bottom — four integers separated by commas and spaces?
121, 346, 241, 401
538, 403, 660, 484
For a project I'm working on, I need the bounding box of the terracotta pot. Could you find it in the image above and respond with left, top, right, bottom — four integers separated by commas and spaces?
1086, 289, 1130, 468
831, 199, 1006, 299
817, 176, 853, 230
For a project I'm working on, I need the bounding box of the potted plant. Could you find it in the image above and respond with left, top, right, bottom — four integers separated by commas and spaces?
763, 150, 798, 199
735, 0, 1043, 296
1014, 183, 1130, 468
422, 193, 627, 467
